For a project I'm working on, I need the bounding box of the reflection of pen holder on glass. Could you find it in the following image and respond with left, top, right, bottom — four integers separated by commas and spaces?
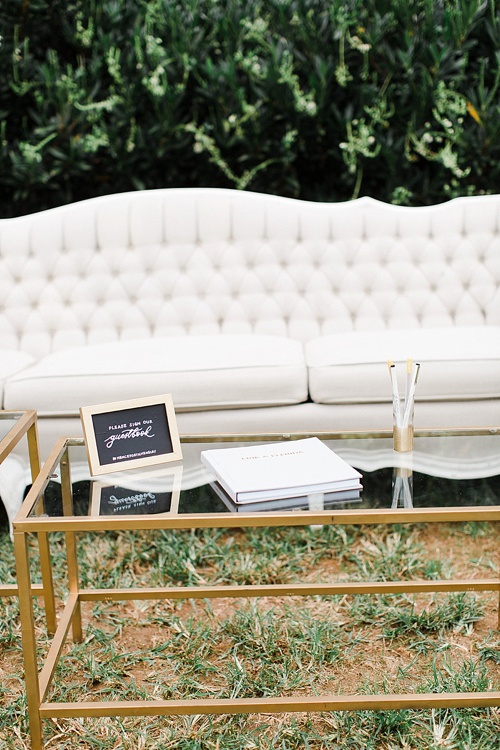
392, 466, 413, 508
388, 359, 420, 453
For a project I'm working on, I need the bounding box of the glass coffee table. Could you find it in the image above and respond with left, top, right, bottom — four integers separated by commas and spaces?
13, 429, 500, 749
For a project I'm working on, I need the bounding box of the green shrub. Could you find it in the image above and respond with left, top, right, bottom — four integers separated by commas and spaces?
1, 0, 499, 217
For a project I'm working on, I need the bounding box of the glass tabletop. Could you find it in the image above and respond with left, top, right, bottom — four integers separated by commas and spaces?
0, 411, 27, 443
27, 431, 500, 519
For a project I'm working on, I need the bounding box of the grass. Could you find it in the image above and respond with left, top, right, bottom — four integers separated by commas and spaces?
0, 520, 499, 749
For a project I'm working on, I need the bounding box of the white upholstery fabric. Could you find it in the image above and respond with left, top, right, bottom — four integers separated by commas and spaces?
306, 326, 500, 403
1, 187, 500, 463
4, 335, 307, 413
0, 349, 35, 403
1, 189, 500, 358
175, 400, 500, 433
11, 399, 500, 467
0, 349, 34, 379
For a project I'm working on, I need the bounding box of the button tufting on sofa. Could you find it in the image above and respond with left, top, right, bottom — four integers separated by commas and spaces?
0, 187, 499, 461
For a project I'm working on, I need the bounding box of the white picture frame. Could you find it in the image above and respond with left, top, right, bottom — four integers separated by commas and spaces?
80, 394, 182, 476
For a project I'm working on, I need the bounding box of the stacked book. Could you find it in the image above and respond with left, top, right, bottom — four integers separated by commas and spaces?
201, 437, 362, 513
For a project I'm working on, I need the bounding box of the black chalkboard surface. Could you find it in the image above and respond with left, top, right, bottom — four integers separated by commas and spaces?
92, 403, 172, 466
80, 395, 182, 476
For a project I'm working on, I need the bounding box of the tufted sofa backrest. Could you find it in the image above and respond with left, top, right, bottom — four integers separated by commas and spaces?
1, 187, 500, 358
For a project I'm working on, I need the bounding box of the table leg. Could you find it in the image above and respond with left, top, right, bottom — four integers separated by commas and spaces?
14, 529, 45, 750
26, 421, 41, 480
27, 421, 57, 634
60, 449, 83, 642
37, 532, 56, 635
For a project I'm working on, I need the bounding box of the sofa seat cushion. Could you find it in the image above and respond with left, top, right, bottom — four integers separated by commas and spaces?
306, 326, 500, 404
0, 349, 35, 406
4, 335, 308, 414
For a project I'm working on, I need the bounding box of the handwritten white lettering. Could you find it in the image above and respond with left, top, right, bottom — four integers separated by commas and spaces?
105, 425, 155, 449
108, 492, 156, 506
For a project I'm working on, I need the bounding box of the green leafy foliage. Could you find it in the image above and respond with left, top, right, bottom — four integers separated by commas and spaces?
1, 0, 500, 216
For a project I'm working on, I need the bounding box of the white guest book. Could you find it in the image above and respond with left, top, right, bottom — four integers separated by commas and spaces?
201, 437, 362, 504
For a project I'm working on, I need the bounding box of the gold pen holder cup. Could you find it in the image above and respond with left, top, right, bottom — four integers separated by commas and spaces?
393, 424, 414, 452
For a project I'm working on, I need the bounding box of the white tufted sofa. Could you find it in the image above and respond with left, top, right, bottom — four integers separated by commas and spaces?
1, 186, 500, 465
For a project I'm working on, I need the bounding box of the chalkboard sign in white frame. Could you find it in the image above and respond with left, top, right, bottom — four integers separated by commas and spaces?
80, 394, 182, 476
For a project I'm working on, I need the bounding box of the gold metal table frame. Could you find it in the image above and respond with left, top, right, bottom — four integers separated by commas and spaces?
0, 410, 57, 627
13, 430, 500, 750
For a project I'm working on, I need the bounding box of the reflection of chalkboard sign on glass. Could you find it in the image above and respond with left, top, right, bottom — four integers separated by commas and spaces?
80, 394, 182, 476
90, 466, 182, 516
